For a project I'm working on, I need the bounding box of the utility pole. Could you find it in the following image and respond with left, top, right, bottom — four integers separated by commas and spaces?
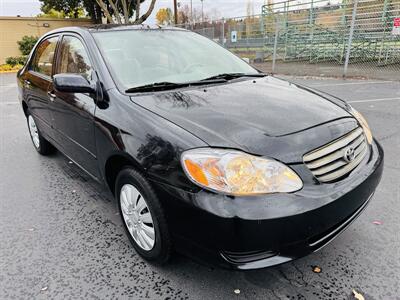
190, 0, 193, 24
201, 0, 204, 23
174, 0, 178, 25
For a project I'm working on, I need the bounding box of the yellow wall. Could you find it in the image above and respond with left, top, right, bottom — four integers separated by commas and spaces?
0, 16, 93, 64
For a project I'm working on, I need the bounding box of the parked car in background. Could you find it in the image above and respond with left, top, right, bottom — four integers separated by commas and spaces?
17, 25, 383, 270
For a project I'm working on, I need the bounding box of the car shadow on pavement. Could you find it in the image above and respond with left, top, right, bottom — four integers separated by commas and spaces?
53, 152, 368, 300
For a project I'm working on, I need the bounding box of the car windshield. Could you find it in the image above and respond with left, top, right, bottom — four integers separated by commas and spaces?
92, 29, 258, 91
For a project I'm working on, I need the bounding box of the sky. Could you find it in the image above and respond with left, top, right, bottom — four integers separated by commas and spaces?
0, 0, 267, 23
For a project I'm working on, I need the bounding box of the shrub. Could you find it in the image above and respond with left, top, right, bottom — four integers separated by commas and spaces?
5, 56, 27, 66
0, 64, 23, 72
17, 36, 38, 55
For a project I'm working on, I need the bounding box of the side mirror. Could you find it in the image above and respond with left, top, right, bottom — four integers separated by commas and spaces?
53, 73, 96, 94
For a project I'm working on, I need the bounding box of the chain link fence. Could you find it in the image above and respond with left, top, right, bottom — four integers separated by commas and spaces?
178, 0, 400, 81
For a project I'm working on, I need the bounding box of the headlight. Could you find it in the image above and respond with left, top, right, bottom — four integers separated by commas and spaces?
181, 148, 303, 196
349, 106, 373, 144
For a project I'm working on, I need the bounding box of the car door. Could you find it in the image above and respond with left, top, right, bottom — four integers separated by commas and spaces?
50, 34, 100, 179
23, 35, 59, 140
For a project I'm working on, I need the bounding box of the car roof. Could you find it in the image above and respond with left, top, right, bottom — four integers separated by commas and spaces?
44, 24, 188, 36
85, 24, 187, 32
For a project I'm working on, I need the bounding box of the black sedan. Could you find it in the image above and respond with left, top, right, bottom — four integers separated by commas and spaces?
17, 25, 383, 270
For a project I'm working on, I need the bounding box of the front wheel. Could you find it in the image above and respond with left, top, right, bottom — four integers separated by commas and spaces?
116, 168, 172, 264
26, 111, 55, 155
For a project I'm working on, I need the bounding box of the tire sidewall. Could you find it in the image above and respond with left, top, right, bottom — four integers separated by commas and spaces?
26, 109, 55, 155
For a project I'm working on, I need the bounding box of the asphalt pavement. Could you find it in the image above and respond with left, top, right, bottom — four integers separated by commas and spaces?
0, 73, 399, 299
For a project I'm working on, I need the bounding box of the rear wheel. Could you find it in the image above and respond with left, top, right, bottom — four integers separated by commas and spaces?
116, 168, 172, 264
27, 111, 55, 155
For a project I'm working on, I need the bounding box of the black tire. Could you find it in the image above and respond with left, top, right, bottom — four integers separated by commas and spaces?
115, 167, 172, 264
26, 110, 55, 156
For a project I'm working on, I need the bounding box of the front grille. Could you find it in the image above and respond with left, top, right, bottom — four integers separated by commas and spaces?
303, 127, 368, 183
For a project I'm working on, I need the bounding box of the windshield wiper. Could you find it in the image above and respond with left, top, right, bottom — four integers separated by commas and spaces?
126, 82, 183, 93
200, 73, 267, 81
125, 79, 227, 93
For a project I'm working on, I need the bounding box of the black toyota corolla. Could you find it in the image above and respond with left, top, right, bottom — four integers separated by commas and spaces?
17, 25, 383, 270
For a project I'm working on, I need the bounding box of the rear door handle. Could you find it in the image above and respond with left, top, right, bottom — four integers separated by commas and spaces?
47, 91, 56, 102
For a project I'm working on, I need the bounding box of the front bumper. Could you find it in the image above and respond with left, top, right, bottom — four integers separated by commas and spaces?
152, 140, 384, 270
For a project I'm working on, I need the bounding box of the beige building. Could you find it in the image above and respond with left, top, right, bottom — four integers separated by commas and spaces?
0, 16, 93, 64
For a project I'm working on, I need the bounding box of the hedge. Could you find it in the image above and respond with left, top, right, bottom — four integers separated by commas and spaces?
5, 56, 27, 67
17, 36, 38, 56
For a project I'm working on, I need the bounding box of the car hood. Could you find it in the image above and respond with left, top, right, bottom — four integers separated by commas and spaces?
130, 76, 354, 163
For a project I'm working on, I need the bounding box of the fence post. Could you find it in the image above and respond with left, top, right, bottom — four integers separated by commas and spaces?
309, 0, 314, 62
272, 20, 279, 74
221, 18, 225, 47
343, 0, 358, 78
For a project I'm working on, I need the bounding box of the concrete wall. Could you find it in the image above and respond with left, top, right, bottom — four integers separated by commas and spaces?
0, 17, 93, 64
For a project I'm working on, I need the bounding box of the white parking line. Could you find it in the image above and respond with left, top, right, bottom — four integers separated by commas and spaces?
310, 81, 395, 87
0, 102, 19, 105
0, 84, 18, 88
348, 97, 400, 103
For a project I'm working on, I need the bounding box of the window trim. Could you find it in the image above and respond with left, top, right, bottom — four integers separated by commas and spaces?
28, 34, 61, 81
54, 33, 95, 79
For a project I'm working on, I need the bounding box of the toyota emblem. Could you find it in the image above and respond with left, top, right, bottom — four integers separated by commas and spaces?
343, 147, 356, 163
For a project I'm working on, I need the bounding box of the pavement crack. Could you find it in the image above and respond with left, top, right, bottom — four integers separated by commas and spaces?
377, 130, 400, 142
278, 268, 304, 287
293, 264, 308, 287
385, 165, 400, 171
271, 289, 283, 300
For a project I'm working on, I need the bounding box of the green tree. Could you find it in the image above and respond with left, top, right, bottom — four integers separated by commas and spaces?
39, 0, 82, 18
37, 7, 86, 18
17, 36, 39, 55
39, 0, 157, 24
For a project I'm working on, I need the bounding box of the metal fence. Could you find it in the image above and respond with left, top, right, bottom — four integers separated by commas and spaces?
178, 0, 400, 80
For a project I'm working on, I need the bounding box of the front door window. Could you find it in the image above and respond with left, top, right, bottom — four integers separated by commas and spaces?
56, 36, 93, 80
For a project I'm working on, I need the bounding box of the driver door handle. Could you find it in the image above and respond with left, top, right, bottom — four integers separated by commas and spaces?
47, 91, 56, 102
